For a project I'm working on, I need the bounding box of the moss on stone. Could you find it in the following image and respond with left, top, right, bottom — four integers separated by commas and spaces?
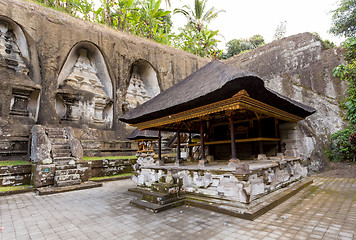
0, 185, 32, 193
0, 161, 32, 166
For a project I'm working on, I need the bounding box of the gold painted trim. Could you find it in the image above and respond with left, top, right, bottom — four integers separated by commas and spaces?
132, 94, 302, 130
188, 137, 281, 147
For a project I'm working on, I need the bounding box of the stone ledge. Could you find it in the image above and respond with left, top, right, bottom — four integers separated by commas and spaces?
0, 187, 34, 196
185, 178, 313, 220
129, 178, 313, 220
36, 181, 102, 195
91, 175, 132, 182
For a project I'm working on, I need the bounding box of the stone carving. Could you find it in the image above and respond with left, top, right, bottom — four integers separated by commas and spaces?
0, 21, 29, 74
122, 70, 151, 113
62, 49, 107, 96
134, 158, 308, 204
58, 48, 112, 125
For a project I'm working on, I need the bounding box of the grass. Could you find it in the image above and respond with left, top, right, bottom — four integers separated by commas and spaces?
0, 185, 32, 193
0, 161, 32, 166
82, 155, 138, 161
90, 173, 134, 181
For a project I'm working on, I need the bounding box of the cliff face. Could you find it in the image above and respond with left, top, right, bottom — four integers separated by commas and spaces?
224, 33, 347, 171
0, 0, 346, 170
0, 0, 208, 158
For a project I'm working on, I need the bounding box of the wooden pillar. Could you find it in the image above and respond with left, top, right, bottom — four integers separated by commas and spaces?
188, 129, 193, 161
158, 129, 164, 165
275, 118, 282, 153
229, 113, 239, 165
199, 118, 208, 166
258, 118, 263, 154
175, 124, 183, 166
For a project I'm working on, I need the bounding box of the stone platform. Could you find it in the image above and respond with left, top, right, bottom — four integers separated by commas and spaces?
131, 157, 308, 219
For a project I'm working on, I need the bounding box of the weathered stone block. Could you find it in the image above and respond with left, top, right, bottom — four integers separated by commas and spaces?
31, 125, 52, 164
32, 164, 55, 188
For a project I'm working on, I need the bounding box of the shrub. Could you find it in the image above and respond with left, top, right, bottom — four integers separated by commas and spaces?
327, 128, 356, 162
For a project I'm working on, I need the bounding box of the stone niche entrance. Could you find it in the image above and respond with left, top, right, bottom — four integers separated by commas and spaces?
122, 60, 160, 114
55, 42, 113, 128
0, 17, 41, 159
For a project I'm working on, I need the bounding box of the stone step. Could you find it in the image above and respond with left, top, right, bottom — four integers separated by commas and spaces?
55, 179, 81, 187
52, 148, 71, 154
55, 173, 81, 182
151, 183, 180, 194
53, 157, 77, 166
55, 164, 77, 170
46, 128, 65, 134
52, 152, 71, 158
55, 169, 79, 176
130, 198, 185, 213
142, 191, 181, 205
52, 144, 71, 150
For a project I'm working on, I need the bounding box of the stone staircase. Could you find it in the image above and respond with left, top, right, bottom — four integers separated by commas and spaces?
129, 183, 184, 213
45, 127, 81, 187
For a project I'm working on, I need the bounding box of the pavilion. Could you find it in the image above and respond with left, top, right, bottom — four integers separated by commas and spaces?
120, 60, 316, 218
120, 60, 315, 166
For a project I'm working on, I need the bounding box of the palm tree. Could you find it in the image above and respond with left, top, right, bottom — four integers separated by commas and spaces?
173, 0, 224, 32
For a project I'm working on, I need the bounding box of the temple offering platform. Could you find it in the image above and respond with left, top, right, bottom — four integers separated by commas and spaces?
130, 157, 310, 219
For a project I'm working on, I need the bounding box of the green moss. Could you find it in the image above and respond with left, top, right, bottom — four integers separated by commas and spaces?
0, 185, 32, 193
90, 173, 134, 180
82, 156, 137, 161
0, 161, 32, 166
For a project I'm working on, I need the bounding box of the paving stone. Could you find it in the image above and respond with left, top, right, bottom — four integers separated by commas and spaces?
0, 177, 355, 240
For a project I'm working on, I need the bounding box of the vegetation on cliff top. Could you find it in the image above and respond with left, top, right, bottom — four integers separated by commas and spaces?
327, 0, 356, 162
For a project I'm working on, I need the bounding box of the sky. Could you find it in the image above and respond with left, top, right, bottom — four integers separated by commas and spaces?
161, 0, 346, 50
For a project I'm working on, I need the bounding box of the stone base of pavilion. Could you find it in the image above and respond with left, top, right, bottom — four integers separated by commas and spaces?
129, 157, 311, 220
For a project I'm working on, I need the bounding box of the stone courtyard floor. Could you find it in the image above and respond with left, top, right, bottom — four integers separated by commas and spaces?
0, 177, 355, 240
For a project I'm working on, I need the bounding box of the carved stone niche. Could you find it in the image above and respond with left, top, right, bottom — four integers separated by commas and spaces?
56, 45, 113, 128
122, 60, 161, 114
0, 19, 41, 121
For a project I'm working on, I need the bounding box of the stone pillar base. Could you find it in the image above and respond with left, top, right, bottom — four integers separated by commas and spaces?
258, 154, 267, 160
198, 159, 209, 167
228, 158, 240, 167
174, 159, 184, 166
155, 159, 165, 166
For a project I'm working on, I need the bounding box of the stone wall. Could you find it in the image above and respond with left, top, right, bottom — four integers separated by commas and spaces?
0, 164, 32, 186
224, 33, 347, 171
0, 0, 208, 159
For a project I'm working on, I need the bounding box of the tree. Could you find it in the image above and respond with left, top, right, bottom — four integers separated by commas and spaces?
175, 25, 220, 57
224, 35, 265, 59
173, 0, 224, 33
273, 21, 287, 41
249, 34, 265, 48
330, 0, 356, 38
137, 0, 171, 39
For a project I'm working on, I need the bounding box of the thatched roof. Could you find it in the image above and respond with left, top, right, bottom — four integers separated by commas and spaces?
127, 128, 158, 140
120, 61, 316, 125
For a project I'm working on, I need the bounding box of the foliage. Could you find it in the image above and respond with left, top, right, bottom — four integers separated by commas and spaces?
0, 161, 32, 166
174, 25, 220, 57
0, 185, 33, 193
173, 0, 224, 33
223, 34, 265, 59
333, 37, 356, 124
173, 0, 224, 57
311, 32, 336, 49
273, 21, 287, 41
327, 37, 356, 162
329, 0, 356, 38
326, 128, 356, 162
